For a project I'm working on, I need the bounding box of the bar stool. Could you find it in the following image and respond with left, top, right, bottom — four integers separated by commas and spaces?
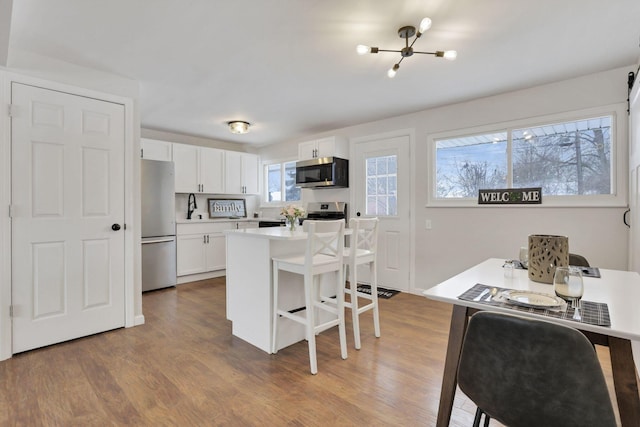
271, 219, 347, 374
343, 217, 380, 349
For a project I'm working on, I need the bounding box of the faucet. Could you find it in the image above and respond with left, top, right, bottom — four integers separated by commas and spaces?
187, 193, 197, 220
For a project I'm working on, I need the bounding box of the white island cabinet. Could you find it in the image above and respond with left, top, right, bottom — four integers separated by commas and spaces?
225, 227, 350, 353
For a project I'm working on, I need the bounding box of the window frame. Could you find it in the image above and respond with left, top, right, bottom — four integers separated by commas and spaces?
427, 104, 627, 208
261, 157, 301, 206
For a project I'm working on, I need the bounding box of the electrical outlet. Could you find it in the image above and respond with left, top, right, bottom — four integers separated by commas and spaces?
425, 219, 432, 230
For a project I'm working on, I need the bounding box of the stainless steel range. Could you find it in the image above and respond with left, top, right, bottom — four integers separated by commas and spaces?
303, 202, 347, 223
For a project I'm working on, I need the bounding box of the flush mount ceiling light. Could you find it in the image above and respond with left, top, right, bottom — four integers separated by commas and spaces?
228, 120, 251, 134
357, 17, 457, 78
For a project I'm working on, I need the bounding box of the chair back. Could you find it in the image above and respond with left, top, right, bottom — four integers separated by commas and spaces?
347, 217, 379, 263
303, 220, 345, 263
569, 253, 590, 267
458, 311, 616, 427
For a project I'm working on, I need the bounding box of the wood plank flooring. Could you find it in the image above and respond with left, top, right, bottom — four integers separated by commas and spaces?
0, 278, 620, 426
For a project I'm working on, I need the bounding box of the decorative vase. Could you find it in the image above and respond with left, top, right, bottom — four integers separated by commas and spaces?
288, 217, 297, 231
528, 234, 569, 284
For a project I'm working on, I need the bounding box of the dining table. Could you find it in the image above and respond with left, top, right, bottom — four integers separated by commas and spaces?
423, 258, 640, 427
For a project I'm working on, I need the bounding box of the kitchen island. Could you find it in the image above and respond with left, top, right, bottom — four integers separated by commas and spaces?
225, 226, 349, 353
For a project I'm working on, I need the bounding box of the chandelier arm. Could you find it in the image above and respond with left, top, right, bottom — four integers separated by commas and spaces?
412, 51, 438, 55
376, 49, 402, 53
397, 55, 406, 66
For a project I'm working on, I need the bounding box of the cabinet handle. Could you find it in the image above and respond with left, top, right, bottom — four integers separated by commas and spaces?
140, 148, 143, 158
206, 235, 209, 244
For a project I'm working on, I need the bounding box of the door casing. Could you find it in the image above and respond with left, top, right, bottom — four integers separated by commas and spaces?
0, 70, 140, 360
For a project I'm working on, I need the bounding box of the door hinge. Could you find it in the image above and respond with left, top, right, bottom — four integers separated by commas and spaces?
8, 205, 13, 218
123, 223, 127, 230
7, 104, 18, 117
9, 305, 13, 318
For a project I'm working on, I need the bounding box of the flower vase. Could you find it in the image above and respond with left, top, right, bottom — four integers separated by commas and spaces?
288, 217, 297, 231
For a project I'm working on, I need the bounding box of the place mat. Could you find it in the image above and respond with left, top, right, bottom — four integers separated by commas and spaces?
458, 283, 611, 327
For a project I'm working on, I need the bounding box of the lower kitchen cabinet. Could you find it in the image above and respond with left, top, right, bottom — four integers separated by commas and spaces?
176, 222, 233, 277
176, 221, 258, 278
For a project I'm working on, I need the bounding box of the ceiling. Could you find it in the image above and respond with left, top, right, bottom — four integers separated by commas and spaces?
5, 0, 640, 146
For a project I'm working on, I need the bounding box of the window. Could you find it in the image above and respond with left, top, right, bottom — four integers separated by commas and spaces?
264, 160, 301, 203
366, 155, 397, 216
431, 109, 623, 206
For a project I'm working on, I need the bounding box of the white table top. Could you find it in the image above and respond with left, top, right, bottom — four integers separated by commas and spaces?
423, 258, 640, 341
224, 227, 352, 241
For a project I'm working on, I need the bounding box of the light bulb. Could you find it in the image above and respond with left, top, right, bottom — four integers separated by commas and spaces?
418, 17, 432, 33
387, 64, 399, 78
356, 44, 371, 55
443, 50, 457, 60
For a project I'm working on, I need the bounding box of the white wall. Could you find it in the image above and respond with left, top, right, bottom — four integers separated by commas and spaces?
259, 66, 634, 294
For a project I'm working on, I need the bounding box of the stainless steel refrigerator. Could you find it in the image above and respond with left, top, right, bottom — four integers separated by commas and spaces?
141, 159, 177, 291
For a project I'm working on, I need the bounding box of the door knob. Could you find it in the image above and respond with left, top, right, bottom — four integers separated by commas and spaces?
356, 211, 361, 217
111, 224, 121, 231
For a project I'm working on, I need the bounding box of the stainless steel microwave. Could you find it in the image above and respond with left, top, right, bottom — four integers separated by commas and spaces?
295, 157, 349, 188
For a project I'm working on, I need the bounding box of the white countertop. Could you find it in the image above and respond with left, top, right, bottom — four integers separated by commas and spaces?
176, 217, 259, 224
225, 226, 352, 240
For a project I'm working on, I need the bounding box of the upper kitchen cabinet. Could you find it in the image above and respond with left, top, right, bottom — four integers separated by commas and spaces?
141, 138, 172, 161
173, 143, 224, 194
225, 151, 259, 194
298, 136, 348, 161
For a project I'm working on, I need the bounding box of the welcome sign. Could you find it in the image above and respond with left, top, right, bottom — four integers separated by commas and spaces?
478, 187, 542, 205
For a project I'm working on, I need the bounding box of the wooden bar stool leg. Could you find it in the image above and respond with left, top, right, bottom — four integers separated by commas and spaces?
304, 272, 318, 375
370, 262, 380, 338
271, 264, 280, 354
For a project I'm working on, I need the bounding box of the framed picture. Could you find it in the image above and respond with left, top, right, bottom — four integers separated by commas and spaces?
208, 198, 247, 218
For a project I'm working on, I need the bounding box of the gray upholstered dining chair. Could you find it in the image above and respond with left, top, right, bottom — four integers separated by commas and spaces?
457, 311, 616, 427
569, 253, 591, 267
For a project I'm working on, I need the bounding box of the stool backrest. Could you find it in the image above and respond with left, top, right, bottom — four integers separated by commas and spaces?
347, 217, 378, 262
303, 219, 345, 261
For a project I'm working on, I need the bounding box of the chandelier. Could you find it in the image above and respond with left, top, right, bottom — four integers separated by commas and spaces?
357, 17, 457, 78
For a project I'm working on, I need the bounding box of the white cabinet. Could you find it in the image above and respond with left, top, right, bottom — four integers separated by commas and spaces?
298, 136, 348, 160
225, 151, 259, 194
141, 138, 172, 161
173, 143, 224, 194
176, 222, 232, 276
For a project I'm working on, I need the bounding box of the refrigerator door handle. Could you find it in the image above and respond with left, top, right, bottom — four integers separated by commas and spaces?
142, 238, 175, 244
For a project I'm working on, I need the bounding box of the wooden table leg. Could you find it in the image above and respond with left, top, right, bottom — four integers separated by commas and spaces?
609, 337, 640, 426
436, 305, 470, 427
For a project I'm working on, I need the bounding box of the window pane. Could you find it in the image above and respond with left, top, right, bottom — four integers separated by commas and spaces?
284, 161, 301, 201
435, 132, 508, 198
265, 160, 300, 203
513, 117, 611, 195
365, 154, 397, 216
267, 164, 282, 202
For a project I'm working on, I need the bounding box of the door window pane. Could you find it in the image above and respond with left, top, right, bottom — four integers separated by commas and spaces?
366, 155, 397, 216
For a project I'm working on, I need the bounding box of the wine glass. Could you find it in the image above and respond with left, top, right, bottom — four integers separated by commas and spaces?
553, 266, 584, 320
519, 246, 529, 269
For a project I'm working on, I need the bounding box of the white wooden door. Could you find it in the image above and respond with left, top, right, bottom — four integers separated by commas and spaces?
242, 153, 259, 194
140, 138, 172, 161
353, 134, 411, 291
11, 83, 126, 353
176, 234, 207, 276
200, 147, 224, 194
629, 76, 640, 273
225, 151, 243, 193
172, 143, 200, 193
207, 234, 226, 271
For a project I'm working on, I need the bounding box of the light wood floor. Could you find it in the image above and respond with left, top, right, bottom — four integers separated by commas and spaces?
0, 278, 619, 426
